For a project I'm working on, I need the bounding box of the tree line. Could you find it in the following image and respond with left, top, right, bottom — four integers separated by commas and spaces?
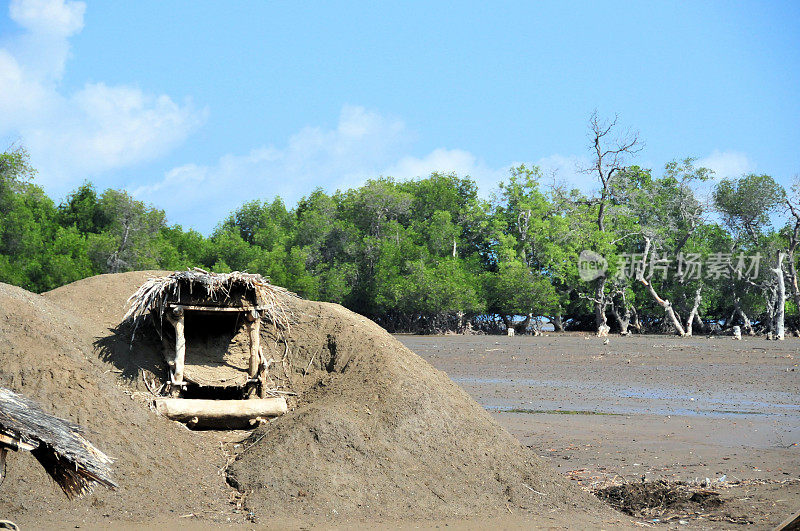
2, 115, 798, 336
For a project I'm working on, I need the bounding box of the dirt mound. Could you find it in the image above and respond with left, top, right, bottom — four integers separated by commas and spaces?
225, 297, 612, 520
0, 271, 620, 526
0, 276, 236, 527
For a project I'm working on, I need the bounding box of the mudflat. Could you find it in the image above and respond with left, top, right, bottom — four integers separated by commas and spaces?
397, 333, 800, 528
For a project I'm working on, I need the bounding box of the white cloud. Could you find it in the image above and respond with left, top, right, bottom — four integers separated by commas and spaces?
133, 106, 410, 231
10, 0, 84, 36
134, 106, 514, 232
0, 0, 204, 195
535, 153, 595, 192
382, 148, 506, 195
697, 150, 754, 180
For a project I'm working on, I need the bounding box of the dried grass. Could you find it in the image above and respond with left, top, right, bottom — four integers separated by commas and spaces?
123, 268, 294, 333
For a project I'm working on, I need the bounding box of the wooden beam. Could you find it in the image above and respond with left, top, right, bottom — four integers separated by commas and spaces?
165, 305, 186, 387
154, 398, 287, 424
245, 310, 262, 398
0, 433, 36, 451
165, 304, 269, 312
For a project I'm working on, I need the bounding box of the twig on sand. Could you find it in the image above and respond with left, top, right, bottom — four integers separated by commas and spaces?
140, 368, 164, 397
304, 352, 316, 376
522, 482, 546, 496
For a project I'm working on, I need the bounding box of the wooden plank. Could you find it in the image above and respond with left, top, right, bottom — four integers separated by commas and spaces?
165, 303, 269, 312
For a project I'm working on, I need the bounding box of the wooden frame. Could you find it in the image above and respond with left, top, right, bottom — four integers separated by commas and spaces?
163, 304, 265, 397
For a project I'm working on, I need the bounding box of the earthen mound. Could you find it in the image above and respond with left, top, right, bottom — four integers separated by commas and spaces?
226, 298, 609, 519
0, 271, 618, 526
0, 276, 235, 526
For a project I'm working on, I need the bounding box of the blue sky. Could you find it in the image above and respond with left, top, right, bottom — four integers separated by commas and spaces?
1, 1, 798, 234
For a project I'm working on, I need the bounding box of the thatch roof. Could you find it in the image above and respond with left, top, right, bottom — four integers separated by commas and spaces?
0, 388, 116, 498
124, 268, 293, 331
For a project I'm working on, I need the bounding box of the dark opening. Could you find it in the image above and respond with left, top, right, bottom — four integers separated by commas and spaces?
184, 311, 243, 342
181, 382, 246, 400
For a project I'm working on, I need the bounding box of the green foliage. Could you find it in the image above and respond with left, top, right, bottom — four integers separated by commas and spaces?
57, 182, 108, 234
713, 174, 785, 242
1, 144, 795, 334
484, 260, 558, 317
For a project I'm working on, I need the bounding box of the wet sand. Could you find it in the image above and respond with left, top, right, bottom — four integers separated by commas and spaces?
396, 333, 800, 527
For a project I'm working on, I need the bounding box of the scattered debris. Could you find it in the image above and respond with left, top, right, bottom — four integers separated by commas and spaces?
594, 479, 723, 519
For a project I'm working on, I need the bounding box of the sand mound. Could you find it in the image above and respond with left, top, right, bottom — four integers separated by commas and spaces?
225, 298, 611, 519
0, 271, 618, 526
0, 276, 235, 526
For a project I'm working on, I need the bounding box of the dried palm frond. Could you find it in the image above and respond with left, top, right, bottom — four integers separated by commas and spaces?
0, 388, 116, 498
123, 268, 294, 333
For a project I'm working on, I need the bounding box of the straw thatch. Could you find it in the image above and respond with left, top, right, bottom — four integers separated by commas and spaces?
123, 268, 293, 332
0, 388, 116, 498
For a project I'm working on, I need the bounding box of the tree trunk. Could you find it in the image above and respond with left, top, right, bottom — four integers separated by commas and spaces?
733, 297, 754, 335
788, 250, 800, 313
517, 313, 534, 334
612, 310, 630, 335
785, 200, 800, 313
551, 314, 565, 332
637, 237, 686, 336
594, 276, 608, 331
610, 298, 631, 335
772, 251, 786, 340
642, 279, 686, 336
684, 287, 702, 337
693, 312, 704, 334
630, 307, 642, 333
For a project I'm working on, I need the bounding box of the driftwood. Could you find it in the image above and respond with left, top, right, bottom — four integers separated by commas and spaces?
0, 388, 116, 498
155, 397, 287, 427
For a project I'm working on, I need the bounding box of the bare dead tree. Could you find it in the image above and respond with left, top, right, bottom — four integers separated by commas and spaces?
583, 111, 644, 233
772, 250, 787, 340
580, 111, 643, 332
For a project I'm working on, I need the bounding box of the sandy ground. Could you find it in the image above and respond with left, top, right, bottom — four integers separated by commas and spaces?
396, 333, 800, 528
